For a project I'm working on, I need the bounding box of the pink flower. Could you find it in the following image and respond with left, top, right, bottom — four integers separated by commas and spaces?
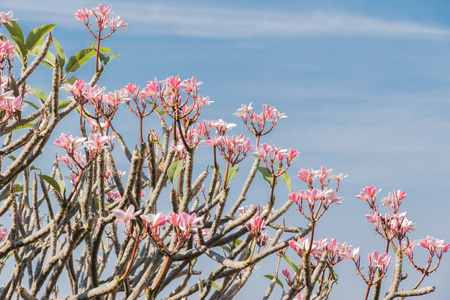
106, 89, 129, 106
370, 251, 391, 268
286, 148, 300, 162
165, 76, 181, 91
57, 154, 71, 165
140, 78, 159, 98
289, 192, 301, 204
94, 4, 112, 17
323, 189, 344, 205
66, 173, 79, 185
234, 103, 252, 118
0, 40, 17, 59
289, 237, 314, 256
86, 119, 107, 133
168, 213, 181, 227
0, 227, 8, 241
146, 78, 159, 94
125, 83, 137, 94
112, 15, 127, 30
297, 168, 316, 184
356, 185, 381, 201
380, 192, 395, 208
83, 133, 110, 152
113, 205, 141, 225
403, 239, 416, 257
365, 212, 380, 224
0, 11, 17, 26
3, 96, 27, 113
82, 84, 105, 105
419, 236, 450, 254
0, 86, 15, 103
196, 95, 213, 107
303, 188, 323, 205
106, 191, 121, 203
75, 7, 91, 20
282, 268, 296, 286
54, 133, 86, 154
205, 135, 221, 147
208, 119, 236, 136
317, 166, 333, 181
246, 215, 268, 238
142, 213, 166, 228
179, 212, 203, 233
179, 76, 202, 93
341, 246, 360, 259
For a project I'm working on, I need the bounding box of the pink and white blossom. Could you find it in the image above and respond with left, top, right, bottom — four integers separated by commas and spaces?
113, 205, 141, 225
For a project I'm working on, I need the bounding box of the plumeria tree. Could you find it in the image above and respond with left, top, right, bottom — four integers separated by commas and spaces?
0, 4, 447, 300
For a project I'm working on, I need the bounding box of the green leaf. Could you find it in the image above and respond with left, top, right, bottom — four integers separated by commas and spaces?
29, 45, 57, 68
273, 162, 292, 193
280, 254, 299, 273
212, 281, 218, 290
148, 101, 164, 116
25, 24, 57, 52
280, 171, 293, 193
23, 100, 39, 110
264, 275, 284, 288
65, 48, 96, 74
58, 100, 72, 110
225, 165, 239, 186
332, 271, 338, 280
4, 21, 26, 61
74, 106, 92, 119
190, 258, 197, 267
0, 184, 22, 200
39, 174, 61, 196
8, 35, 27, 61
53, 38, 66, 68
86, 41, 119, 66
102, 53, 120, 66
12, 119, 37, 131
30, 166, 41, 172
58, 178, 66, 199
167, 160, 184, 184
257, 166, 276, 188
63, 76, 78, 85
32, 88, 47, 106
221, 245, 231, 254
4, 21, 24, 43
87, 41, 113, 55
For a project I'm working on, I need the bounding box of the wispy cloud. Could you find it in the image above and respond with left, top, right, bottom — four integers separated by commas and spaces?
3, 1, 450, 39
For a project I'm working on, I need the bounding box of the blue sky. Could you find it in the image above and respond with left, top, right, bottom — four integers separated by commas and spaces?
2, 1, 450, 299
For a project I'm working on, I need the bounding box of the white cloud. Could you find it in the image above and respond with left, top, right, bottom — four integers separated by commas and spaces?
3, 1, 450, 39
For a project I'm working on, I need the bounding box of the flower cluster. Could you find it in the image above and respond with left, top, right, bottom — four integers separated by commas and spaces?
54, 132, 114, 183
75, 4, 127, 33
0, 86, 27, 123
290, 166, 345, 222
206, 133, 254, 166
234, 103, 286, 137
253, 143, 299, 177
